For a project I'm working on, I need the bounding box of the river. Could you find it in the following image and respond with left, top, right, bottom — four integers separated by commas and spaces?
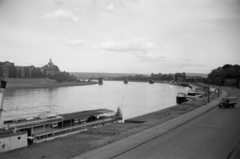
3, 81, 189, 120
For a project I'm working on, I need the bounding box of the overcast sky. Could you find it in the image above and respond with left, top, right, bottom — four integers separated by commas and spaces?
0, 0, 240, 74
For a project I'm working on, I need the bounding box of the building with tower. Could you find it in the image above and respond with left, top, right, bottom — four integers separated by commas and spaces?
0, 59, 60, 78
42, 59, 60, 76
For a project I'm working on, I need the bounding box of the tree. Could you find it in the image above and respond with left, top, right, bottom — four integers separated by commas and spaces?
208, 64, 240, 86
115, 107, 123, 120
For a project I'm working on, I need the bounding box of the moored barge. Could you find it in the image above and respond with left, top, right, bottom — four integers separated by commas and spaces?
0, 80, 122, 152
1, 108, 121, 152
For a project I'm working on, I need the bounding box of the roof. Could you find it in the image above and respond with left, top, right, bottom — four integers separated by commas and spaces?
177, 92, 187, 97
0, 129, 27, 138
4, 109, 115, 129
60, 109, 114, 120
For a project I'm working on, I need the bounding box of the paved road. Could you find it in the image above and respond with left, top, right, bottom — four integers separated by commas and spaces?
113, 87, 240, 159
74, 87, 240, 159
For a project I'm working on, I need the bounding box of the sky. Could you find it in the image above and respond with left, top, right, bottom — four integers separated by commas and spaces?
0, 0, 240, 74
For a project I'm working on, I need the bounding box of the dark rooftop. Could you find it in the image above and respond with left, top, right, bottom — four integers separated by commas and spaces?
60, 109, 114, 120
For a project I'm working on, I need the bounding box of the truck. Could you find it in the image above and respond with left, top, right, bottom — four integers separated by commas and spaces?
218, 97, 238, 108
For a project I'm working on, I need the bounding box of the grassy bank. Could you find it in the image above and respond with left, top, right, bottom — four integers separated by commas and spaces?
3, 78, 97, 90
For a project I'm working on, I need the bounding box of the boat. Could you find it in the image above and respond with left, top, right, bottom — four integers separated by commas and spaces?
178, 83, 190, 87
0, 81, 122, 152
149, 79, 154, 84
176, 92, 188, 104
187, 89, 205, 96
1, 107, 121, 152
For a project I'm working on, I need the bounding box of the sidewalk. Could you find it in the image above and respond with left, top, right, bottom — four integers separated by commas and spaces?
73, 90, 228, 159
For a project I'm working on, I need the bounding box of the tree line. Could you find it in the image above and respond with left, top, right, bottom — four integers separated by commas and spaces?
49, 71, 77, 82
206, 64, 240, 86
113, 72, 187, 82
150, 72, 186, 81
208, 64, 240, 79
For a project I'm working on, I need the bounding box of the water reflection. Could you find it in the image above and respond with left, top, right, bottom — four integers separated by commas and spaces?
3, 81, 189, 120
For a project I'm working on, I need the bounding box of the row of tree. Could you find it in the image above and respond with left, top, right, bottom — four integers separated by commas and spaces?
208, 64, 240, 79
150, 72, 187, 81
112, 72, 187, 82
49, 71, 77, 82
206, 64, 240, 86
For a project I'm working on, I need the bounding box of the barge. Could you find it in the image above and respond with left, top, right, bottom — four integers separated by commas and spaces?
0, 81, 121, 152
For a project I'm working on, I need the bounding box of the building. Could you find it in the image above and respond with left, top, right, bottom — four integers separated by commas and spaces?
0, 61, 15, 78
42, 59, 59, 76
0, 59, 59, 78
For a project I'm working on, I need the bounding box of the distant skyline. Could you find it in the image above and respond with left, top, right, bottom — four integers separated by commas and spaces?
0, 0, 240, 74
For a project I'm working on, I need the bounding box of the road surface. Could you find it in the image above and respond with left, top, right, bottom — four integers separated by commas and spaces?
113, 87, 240, 159
73, 87, 240, 159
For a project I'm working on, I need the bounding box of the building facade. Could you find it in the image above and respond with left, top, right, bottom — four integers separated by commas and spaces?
0, 59, 59, 78
42, 59, 59, 76
0, 61, 16, 78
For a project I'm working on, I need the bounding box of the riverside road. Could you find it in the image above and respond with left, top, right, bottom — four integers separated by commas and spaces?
74, 87, 240, 159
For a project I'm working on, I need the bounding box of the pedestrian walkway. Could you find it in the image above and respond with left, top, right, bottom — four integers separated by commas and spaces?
73, 90, 228, 159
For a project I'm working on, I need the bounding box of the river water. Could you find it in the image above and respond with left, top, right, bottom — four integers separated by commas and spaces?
3, 81, 189, 120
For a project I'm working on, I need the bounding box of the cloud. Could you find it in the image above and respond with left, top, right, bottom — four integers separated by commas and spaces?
52, 36, 87, 47
98, 39, 157, 53
138, 54, 168, 62
65, 40, 86, 47
43, 9, 79, 23
52, 36, 68, 41
166, 46, 172, 50
55, 0, 64, 5
106, 4, 114, 12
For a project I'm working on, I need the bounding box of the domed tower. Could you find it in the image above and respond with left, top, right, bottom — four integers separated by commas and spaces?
42, 58, 60, 76
48, 58, 53, 67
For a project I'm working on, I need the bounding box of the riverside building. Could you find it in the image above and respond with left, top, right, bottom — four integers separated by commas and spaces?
0, 59, 59, 78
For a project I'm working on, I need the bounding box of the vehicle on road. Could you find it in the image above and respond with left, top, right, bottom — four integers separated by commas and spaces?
218, 97, 238, 108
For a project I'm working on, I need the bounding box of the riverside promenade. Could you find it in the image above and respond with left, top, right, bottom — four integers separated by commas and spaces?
73, 87, 240, 159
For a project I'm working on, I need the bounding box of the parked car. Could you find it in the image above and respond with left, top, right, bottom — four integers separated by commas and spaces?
218, 97, 238, 108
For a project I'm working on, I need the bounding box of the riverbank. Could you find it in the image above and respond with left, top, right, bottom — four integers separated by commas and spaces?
3, 78, 98, 90
0, 84, 221, 159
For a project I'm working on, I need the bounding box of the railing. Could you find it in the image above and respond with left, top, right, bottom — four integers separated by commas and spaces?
7, 117, 63, 129
33, 117, 120, 137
